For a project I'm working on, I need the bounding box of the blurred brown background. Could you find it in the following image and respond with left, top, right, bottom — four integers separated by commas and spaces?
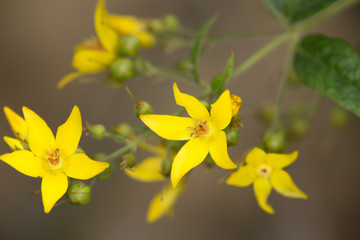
0, 0, 360, 239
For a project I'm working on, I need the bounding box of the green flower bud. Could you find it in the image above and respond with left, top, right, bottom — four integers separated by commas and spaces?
329, 107, 349, 130
135, 100, 153, 117
86, 122, 106, 140
117, 35, 140, 57
257, 103, 275, 125
67, 180, 91, 205
226, 128, 239, 147
120, 153, 136, 169
111, 123, 133, 137
175, 59, 193, 73
161, 157, 172, 177
149, 19, 163, 33
162, 14, 179, 32
289, 119, 309, 138
263, 129, 286, 153
108, 58, 134, 87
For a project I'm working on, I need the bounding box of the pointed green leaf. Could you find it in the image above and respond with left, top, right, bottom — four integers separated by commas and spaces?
189, 15, 217, 83
262, 0, 339, 25
294, 34, 360, 117
211, 52, 234, 95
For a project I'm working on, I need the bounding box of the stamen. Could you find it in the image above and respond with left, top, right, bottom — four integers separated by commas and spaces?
188, 120, 209, 137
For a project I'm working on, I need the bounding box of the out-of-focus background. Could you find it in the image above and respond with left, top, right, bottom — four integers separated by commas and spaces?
0, 0, 360, 239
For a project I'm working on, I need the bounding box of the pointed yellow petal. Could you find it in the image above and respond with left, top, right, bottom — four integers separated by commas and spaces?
210, 90, 232, 130
72, 48, 115, 73
0, 150, 47, 178
41, 171, 68, 213
147, 182, 185, 223
254, 177, 274, 214
55, 106, 82, 158
4, 136, 25, 150
226, 165, 257, 187
124, 156, 165, 182
140, 114, 194, 140
266, 151, 298, 169
63, 153, 109, 180
4, 106, 27, 141
171, 137, 209, 187
23, 107, 56, 158
57, 72, 88, 90
110, 15, 142, 34
209, 130, 236, 169
270, 170, 308, 199
95, 0, 118, 52
173, 83, 209, 122
245, 147, 266, 167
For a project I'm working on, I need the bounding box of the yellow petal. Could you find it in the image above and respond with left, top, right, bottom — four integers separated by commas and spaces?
210, 90, 232, 130
147, 182, 185, 223
4, 136, 25, 150
266, 151, 298, 169
63, 153, 109, 180
173, 82, 209, 122
171, 137, 209, 187
41, 171, 68, 213
270, 170, 308, 199
72, 48, 115, 73
140, 114, 194, 140
23, 107, 56, 158
110, 15, 143, 34
0, 150, 48, 178
4, 106, 27, 141
95, 0, 118, 52
57, 72, 88, 90
209, 130, 236, 169
55, 106, 82, 158
245, 147, 266, 167
230, 94, 242, 116
226, 165, 257, 187
124, 156, 165, 182
254, 177, 274, 214
136, 32, 156, 48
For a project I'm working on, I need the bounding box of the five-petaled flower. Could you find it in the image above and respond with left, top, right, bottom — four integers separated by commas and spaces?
226, 147, 307, 214
0, 106, 109, 213
140, 82, 238, 187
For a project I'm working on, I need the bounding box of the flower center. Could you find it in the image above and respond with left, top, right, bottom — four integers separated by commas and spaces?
187, 119, 210, 137
257, 164, 272, 178
47, 148, 63, 170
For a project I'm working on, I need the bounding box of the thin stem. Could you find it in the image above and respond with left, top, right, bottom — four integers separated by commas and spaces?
124, 86, 137, 102
209, 29, 283, 43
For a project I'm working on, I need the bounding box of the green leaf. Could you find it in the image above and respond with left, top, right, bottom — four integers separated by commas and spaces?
211, 52, 234, 95
294, 34, 360, 117
262, 0, 339, 25
189, 15, 217, 84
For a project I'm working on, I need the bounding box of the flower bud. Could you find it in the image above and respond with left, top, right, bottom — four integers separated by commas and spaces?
67, 180, 91, 205
117, 35, 140, 57
263, 129, 286, 153
135, 101, 153, 117
149, 19, 163, 33
161, 157, 172, 177
120, 153, 136, 169
111, 123, 133, 137
175, 59, 193, 73
329, 107, 349, 130
226, 128, 239, 146
86, 122, 106, 139
108, 58, 134, 87
257, 103, 275, 125
289, 119, 309, 139
162, 14, 179, 32
230, 94, 242, 116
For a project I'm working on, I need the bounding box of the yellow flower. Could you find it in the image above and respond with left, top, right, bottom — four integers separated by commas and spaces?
0, 106, 109, 213
3, 106, 28, 150
140, 83, 237, 188
110, 15, 155, 48
147, 182, 185, 223
57, 0, 118, 89
226, 147, 307, 214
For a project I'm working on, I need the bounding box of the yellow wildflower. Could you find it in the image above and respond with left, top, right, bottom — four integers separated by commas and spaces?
140, 83, 237, 188
147, 182, 185, 223
0, 106, 109, 213
58, 0, 118, 89
226, 147, 307, 214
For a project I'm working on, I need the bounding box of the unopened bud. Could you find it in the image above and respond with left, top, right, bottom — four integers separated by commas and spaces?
329, 107, 349, 130
67, 180, 91, 205
120, 153, 136, 169
86, 122, 106, 139
117, 35, 140, 57
162, 14, 179, 32
226, 128, 239, 146
289, 119, 309, 138
175, 59, 193, 73
111, 123, 133, 137
257, 103, 275, 125
135, 101, 153, 117
230, 94, 242, 116
263, 129, 286, 153
149, 19, 163, 33
108, 58, 134, 87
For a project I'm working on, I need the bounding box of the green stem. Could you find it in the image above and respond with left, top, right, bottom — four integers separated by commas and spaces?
232, 32, 290, 78
209, 29, 283, 43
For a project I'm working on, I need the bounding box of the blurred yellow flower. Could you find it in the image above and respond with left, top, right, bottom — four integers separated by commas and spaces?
226, 147, 307, 214
140, 83, 237, 188
0, 106, 109, 213
147, 182, 185, 223
58, 0, 118, 89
